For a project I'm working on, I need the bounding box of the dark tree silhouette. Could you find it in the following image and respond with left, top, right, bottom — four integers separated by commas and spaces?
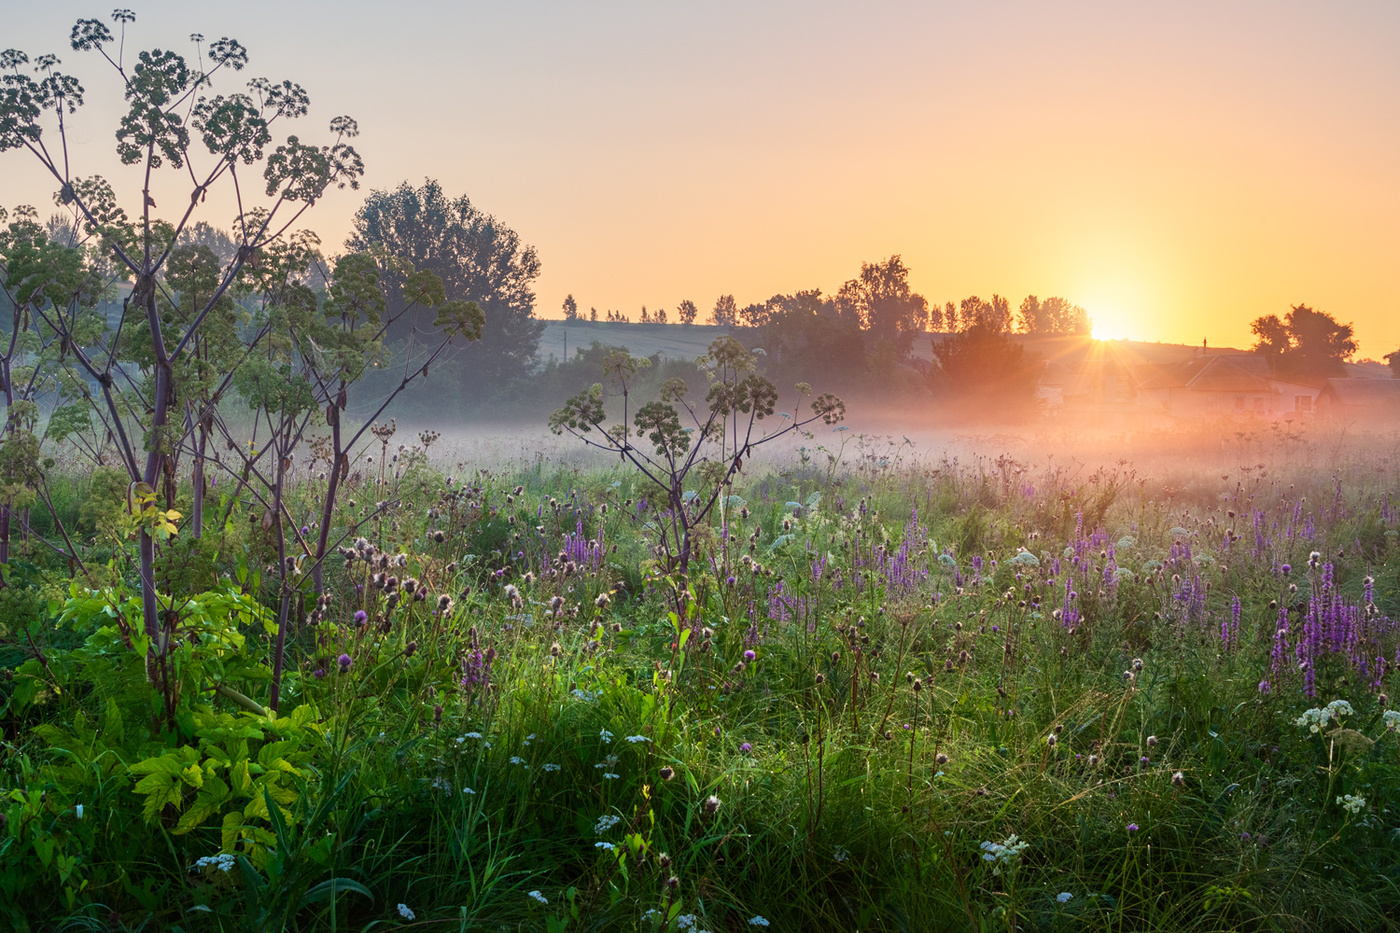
347, 179, 543, 388
1384, 348, 1399, 378
834, 255, 928, 355
928, 321, 1041, 413
1250, 304, 1357, 382
711, 294, 738, 326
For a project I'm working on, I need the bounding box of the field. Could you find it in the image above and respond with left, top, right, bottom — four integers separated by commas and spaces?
2, 422, 1399, 933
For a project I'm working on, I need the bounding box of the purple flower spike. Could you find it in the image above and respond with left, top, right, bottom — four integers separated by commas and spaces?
338, 653, 353, 673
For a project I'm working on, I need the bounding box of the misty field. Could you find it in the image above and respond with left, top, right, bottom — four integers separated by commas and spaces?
0, 423, 1396, 933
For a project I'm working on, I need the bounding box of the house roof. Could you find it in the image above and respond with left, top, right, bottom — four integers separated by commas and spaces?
1320, 378, 1400, 405
1136, 355, 1276, 393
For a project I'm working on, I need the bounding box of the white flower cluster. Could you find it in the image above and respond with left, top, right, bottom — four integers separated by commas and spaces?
748, 917, 770, 927
1056, 891, 1074, 904
193, 853, 236, 873
595, 814, 621, 834
541, 763, 562, 772
397, 903, 416, 920
600, 729, 614, 743
1337, 794, 1367, 814
1295, 700, 1355, 733
528, 890, 548, 905
980, 834, 1029, 875
1383, 710, 1400, 731
431, 777, 452, 793
833, 845, 850, 863
594, 841, 616, 851
572, 688, 602, 702
625, 735, 650, 743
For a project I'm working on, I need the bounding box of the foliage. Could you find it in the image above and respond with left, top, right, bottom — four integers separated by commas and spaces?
1251, 304, 1358, 382
928, 321, 1042, 414
346, 178, 544, 391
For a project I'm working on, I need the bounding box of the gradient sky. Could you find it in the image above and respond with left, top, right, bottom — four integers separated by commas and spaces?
4, 2, 1398, 356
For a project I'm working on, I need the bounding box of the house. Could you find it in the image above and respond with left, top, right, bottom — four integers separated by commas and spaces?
1315, 378, 1400, 420
1134, 354, 1319, 422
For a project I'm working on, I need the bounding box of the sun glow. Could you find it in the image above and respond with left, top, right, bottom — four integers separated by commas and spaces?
1090, 312, 1137, 342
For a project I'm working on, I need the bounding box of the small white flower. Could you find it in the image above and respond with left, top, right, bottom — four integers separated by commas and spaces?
600, 729, 614, 743
528, 890, 548, 905
463, 732, 483, 740
833, 845, 850, 862
1382, 710, 1399, 731
625, 734, 650, 743
595, 814, 622, 834
510, 756, 526, 765
1337, 794, 1366, 814
74, 804, 84, 819
1056, 892, 1074, 904
676, 915, 697, 930
594, 841, 616, 851
542, 763, 561, 772
603, 772, 620, 779
397, 903, 416, 920
748, 917, 770, 927
462, 787, 475, 794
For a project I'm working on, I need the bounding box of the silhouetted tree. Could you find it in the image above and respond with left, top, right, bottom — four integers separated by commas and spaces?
955, 294, 1013, 333
1386, 349, 1400, 378
562, 293, 580, 320
347, 179, 543, 389
1251, 304, 1356, 382
677, 299, 699, 325
835, 255, 928, 354
711, 294, 738, 326
928, 321, 1040, 413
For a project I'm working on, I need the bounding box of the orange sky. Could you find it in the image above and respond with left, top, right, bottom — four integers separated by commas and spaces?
4, 2, 1399, 356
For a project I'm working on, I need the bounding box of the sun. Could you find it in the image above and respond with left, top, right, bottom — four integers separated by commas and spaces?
1090, 311, 1137, 342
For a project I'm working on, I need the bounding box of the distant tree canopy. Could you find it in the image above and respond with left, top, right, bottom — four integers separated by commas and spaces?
928, 321, 1041, 413
1386, 349, 1400, 378
561, 294, 580, 320
1018, 295, 1092, 335
834, 255, 928, 354
676, 299, 699, 325
711, 294, 738, 326
1250, 304, 1357, 382
347, 179, 544, 389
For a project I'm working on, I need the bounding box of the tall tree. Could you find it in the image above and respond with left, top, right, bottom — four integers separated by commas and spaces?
834, 255, 928, 354
928, 321, 1040, 412
347, 179, 543, 390
561, 293, 580, 320
1385, 348, 1399, 378
711, 294, 738, 326
1251, 304, 1357, 381
677, 299, 699, 325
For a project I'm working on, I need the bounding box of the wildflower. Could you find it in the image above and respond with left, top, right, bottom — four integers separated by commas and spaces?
509, 756, 525, 765
740, 742, 752, 753
659, 766, 676, 781
1126, 823, 1140, 833
1172, 771, 1185, 787
1337, 794, 1366, 815
398, 904, 416, 920
353, 609, 368, 626
833, 845, 850, 862
74, 804, 84, 820
594, 841, 616, 851
979, 834, 1029, 875
935, 752, 949, 765
1046, 734, 1057, 748
528, 890, 548, 905
599, 729, 614, 743
1295, 700, 1355, 733
1146, 735, 1158, 747
462, 732, 483, 740
462, 787, 475, 794
595, 592, 611, 608
595, 814, 622, 834
702, 794, 721, 815
1383, 710, 1400, 731
542, 763, 561, 772
602, 772, 620, 779
1056, 892, 1074, 904
744, 649, 756, 661
625, 735, 650, 744
193, 853, 237, 872
748, 917, 770, 927
338, 653, 353, 673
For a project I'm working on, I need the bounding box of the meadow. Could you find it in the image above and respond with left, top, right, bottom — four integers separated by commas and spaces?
1, 420, 1398, 933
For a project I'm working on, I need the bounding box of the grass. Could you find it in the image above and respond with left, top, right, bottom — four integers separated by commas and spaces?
1, 426, 1398, 932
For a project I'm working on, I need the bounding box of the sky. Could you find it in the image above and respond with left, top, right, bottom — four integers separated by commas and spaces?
3, 1, 1398, 356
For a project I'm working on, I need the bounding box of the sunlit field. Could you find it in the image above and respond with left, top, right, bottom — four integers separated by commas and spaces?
3, 418, 1398, 932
